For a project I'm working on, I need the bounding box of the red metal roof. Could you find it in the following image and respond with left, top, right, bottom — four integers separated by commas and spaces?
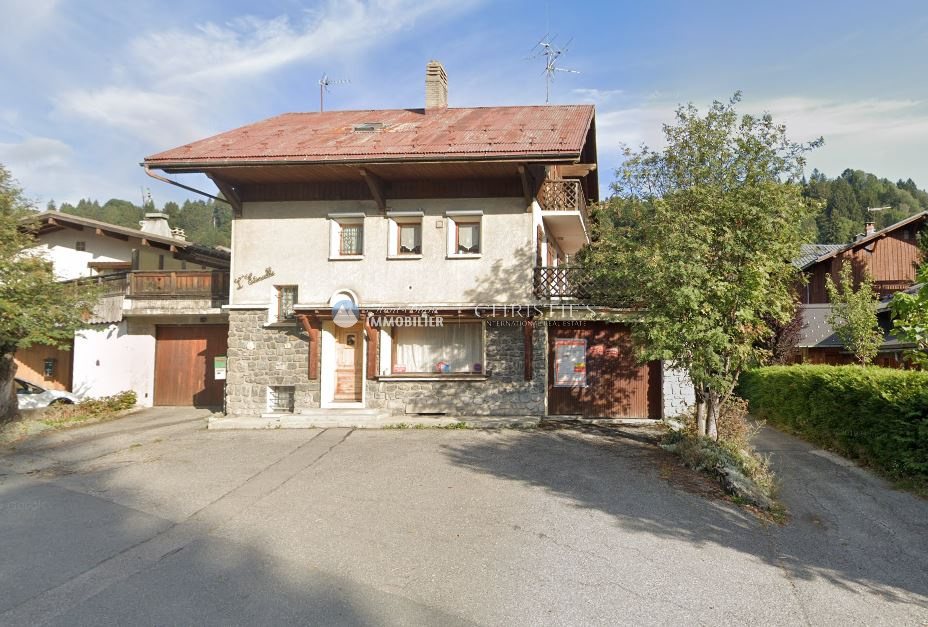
144, 105, 595, 167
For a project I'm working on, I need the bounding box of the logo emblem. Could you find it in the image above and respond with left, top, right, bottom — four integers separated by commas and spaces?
332, 299, 359, 328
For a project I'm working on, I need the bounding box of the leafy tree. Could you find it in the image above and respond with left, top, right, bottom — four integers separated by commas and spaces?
825, 261, 883, 365
0, 165, 102, 422
584, 93, 818, 439
889, 265, 928, 367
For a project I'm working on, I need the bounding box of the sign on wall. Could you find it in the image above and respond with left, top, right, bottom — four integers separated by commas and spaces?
214, 356, 227, 381
554, 338, 587, 387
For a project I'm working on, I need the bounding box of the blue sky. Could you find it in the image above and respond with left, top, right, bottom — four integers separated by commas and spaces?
2, 0, 928, 206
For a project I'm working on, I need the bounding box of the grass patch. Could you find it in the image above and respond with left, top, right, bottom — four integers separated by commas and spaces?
2, 391, 137, 444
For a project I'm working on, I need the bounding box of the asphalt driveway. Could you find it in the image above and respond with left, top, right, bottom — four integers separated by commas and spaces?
0, 407, 925, 626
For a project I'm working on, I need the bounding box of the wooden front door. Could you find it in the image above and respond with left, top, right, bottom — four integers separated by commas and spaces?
547, 322, 661, 419
333, 325, 363, 402
154, 325, 228, 406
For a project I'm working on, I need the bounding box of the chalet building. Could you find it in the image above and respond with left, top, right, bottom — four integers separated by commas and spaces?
143, 61, 692, 420
18, 211, 230, 405
796, 212, 926, 365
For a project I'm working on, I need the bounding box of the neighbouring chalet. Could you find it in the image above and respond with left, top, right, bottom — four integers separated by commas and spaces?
796, 211, 927, 366
143, 61, 692, 420
18, 211, 230, 405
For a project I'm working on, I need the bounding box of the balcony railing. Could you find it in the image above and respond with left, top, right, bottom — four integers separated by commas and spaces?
538, 179, 587, 214
874, 279, 914, 299
533, 266, 594, 300
127, 271, 229, 299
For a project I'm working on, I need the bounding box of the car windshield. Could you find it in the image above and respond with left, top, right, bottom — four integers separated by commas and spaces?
15, 380, 43, 395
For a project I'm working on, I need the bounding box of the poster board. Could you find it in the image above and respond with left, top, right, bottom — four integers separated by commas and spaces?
214, 356, 227, 381
554, 339, 587, 387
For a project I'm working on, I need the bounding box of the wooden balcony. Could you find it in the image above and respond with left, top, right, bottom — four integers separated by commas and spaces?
533, 266, 594, 300
127, 271, 230, 300
537, 180, 589, 254
874, 279, 914, 299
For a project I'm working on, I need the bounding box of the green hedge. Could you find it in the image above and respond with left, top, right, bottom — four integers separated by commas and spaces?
738, 365, 928, 486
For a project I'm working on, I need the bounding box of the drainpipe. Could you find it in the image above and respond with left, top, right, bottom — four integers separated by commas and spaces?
143, 166, 230, 205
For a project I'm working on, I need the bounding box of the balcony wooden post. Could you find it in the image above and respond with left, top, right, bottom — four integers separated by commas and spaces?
364, 314, 378, 380
524, 320, 534, 381
297, 314, 320, 380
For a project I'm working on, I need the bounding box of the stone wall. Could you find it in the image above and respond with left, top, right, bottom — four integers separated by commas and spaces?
225, 309, 318, 416
662, 364, 695, 418
225, 311, 545, 417
367, 322, 547, 416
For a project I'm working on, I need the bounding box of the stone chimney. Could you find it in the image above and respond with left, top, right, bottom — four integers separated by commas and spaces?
865, 221, 876, 236
425, 60, 448, 111
138, 212, 175, 238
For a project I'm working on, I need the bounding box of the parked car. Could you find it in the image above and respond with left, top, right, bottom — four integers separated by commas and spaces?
15, 378, 80, 409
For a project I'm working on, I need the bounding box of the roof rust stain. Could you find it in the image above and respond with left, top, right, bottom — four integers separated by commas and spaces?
144, 105, 595, 166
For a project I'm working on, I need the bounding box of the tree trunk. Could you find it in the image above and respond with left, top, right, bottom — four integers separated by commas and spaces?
706, 389, 720, 441
694, 384, 707, 436
0, 345, 20, 425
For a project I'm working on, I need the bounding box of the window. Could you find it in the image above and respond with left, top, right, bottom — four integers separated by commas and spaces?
158, 254, 165, 270
398, 223, 422, 255
75, 241, 86, 251
391, 323, 483, 374
340, 224, 363, 255
268, 386, 295, 413
276, 285, 297, 321
456, 222, 480, 254
329, 215, 365, 258
446, 212, 483, 257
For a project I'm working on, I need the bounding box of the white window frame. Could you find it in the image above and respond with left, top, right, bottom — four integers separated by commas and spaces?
387, 211, 424, 259
445, 210, 483, 259
328, 213, 365, 260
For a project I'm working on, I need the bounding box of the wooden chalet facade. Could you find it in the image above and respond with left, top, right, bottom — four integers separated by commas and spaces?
796, 212, 926, 366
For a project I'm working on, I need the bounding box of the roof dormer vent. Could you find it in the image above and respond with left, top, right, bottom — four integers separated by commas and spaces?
352, 122, 384, 132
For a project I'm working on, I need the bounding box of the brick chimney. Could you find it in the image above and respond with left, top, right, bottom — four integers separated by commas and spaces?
865, 221, 876, 236
425, 60, 448, 111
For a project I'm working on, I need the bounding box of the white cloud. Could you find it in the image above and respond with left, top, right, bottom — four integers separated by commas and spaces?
57, 87, 208, 147
0, 0, 59, 43
593, 96, 928, 186
129, 0, 476, 89
54, 0, 479, 148
0, 136, 105, 204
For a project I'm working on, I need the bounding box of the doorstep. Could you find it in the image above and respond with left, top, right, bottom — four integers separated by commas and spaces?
541, 416, 662, 427
207, 412, 541, 430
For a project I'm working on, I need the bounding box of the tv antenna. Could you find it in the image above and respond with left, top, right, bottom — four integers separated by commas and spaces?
529, 35, 580, 103
319, 73, 349, 112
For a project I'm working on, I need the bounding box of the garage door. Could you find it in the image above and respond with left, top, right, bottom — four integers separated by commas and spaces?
547, 322, 661, 419
154, 325, 228, 406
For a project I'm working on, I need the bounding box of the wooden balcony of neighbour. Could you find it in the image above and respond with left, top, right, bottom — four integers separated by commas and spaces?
127, 271, 230, 300
874, 279, 914, 299
533, 266, 594, 301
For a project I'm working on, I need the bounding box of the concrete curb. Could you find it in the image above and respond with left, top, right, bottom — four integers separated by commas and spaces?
207, 415, 541, 430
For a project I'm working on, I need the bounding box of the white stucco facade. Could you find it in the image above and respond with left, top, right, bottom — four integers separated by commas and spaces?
231, 198, 537, 309
72, 322, 156, 406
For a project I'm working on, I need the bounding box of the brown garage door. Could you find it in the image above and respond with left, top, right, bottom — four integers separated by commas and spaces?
548, 322, 661, 419
154, 325, 228, 406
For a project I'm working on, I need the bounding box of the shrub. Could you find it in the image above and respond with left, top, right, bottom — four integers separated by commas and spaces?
43, 390, 137, 425
739, 365, 928, 489
664, 396, 781, 513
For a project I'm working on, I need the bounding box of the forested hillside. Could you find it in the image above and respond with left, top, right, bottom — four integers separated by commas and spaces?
804, 169, 928, 244
47, 196, 232, 247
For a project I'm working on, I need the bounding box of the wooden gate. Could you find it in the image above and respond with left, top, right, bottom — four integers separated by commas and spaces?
547, 322, 661, 419
154, 325, 228, 406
